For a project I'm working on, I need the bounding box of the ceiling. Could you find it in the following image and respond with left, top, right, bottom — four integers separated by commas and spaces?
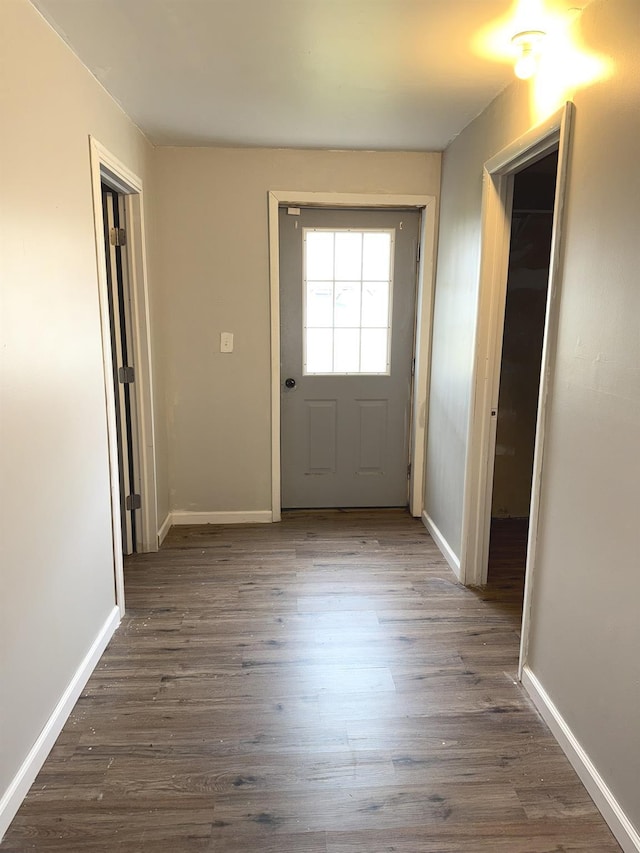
30, 0, 577, 151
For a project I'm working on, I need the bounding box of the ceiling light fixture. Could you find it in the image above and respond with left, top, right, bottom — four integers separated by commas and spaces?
511, 30, 546, 79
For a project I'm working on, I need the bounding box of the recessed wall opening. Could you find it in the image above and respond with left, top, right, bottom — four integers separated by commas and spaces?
487, 150, 558, 608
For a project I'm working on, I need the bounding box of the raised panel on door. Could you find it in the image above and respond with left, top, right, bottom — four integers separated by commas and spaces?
307, 400, 337, 473
355, 399, 387, 475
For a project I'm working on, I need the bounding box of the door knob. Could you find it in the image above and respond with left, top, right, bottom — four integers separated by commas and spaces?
284, 377, 296, 389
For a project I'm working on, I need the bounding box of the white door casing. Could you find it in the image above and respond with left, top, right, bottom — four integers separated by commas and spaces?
268, 191, 438, 521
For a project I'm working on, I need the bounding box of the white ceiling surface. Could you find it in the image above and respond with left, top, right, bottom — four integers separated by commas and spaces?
33, 0, 533, 150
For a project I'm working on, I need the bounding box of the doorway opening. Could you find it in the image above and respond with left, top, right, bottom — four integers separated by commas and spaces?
89, 137, 159, 615
101, 183, 141, 556
459, 103, 574, 674
487, 151, 558, 607
268, 191, 438, 521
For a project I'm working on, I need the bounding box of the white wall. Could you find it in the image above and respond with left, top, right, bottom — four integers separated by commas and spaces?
153, 148, 440, 515
425, 0, 640, 838
0, 0, 161, 831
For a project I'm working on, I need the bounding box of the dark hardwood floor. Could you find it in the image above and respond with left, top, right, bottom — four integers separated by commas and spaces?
2, 510, 621, 851
485, 516, 529, 614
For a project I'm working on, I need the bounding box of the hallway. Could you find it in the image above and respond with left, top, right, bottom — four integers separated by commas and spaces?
1, 511, 620, 852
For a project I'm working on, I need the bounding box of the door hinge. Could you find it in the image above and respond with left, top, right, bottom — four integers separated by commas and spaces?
118, 366, 135, 384
411, 357, 416, 377
110, 226, 126, 247
416, 243, 421, 264
126, 493, 141, 511
407, 463, 412, 479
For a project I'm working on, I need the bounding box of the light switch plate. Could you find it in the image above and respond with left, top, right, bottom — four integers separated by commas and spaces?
220, 332, 234, 353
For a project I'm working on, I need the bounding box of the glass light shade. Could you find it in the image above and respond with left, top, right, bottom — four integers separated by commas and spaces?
511, 30, 545, 80
515, 50, 538, 79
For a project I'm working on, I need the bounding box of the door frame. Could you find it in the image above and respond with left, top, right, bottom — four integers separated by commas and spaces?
101, 187, 141, 555
89, 137, 159, 615
268, 192, 437, 521
458, 103, 574, 672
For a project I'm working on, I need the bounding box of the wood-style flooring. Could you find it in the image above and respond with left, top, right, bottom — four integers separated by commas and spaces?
1, 510, 621, 852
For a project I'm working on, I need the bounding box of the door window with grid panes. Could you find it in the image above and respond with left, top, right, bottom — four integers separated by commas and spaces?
303, 229, 394, 374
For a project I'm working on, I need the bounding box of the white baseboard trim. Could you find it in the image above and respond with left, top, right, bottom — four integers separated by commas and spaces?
170, 510, 273, 526
421, 510, 462, 580
157, 511, 172, 546
522, 665, 640, 853
0, 606, 120, 841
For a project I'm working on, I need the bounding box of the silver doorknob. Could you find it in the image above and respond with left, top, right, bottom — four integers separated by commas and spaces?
284, 377, 296, 389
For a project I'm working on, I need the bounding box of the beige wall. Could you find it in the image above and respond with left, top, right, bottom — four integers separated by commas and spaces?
153, 148, 440, 515
0, 0, 162, 820
527, 0, 640, 828
424, 80, 532, 555
425, 0, 640, 834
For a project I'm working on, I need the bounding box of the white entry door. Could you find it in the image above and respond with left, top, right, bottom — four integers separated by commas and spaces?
280, 207, 420, 508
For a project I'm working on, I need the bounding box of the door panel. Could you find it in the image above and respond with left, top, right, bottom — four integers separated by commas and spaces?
307, 400, 337, 472
356, 399, 387, 474
280, 207, 420, 508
